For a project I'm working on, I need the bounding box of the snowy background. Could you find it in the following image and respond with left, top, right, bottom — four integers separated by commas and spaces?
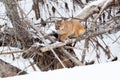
0, 0, 120, 79
1, 61, 120, 80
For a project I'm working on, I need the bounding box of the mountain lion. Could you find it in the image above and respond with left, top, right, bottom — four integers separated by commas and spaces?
55, 19, 85, 42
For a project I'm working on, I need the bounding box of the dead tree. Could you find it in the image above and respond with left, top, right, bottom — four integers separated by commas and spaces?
1, 0, 82, 72
4, 0, 33, 48
0, 59, 27, 77
0, 0, 119, 75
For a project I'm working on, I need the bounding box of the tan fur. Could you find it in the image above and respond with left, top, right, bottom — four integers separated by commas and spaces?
55, 19, 85, 42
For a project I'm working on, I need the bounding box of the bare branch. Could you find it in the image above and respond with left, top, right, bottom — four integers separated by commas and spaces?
91, 0, 113, 27
75, 0, 119, 20
0, 50, 24, 55
113, 35, 120, 43
61, 47, 83, 66
39, 25, 120, 53
0, 59, 27, 77
81, 39, 89, 63
16, 6, 66, 68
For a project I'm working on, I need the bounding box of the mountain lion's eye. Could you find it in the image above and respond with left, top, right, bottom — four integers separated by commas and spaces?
56, 25, 60, 30
57, 26, 60, 27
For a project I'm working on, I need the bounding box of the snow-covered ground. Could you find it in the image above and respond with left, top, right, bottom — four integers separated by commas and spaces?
0, 46, 40, 73
1, 61, 120, 80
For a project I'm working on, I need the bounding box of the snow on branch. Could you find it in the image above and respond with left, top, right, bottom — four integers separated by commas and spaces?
75, 0, 118, 20
1, 24, 119, 55
39, 25, 119, 53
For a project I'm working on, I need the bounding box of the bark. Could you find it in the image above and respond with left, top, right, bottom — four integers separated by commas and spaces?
3, 0, 33, 48
32, 0, 41, 20
0, 59, 27, 77
38, 25, 120, 53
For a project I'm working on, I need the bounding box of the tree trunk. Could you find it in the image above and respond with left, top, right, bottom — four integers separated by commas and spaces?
3, 0, 33, 48
0, 59, 27, 77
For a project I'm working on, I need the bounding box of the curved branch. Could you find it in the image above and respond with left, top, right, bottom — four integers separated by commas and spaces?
40, 25, 120, 53
75, 0, 119, 20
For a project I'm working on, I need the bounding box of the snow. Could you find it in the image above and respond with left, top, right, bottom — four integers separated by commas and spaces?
1, 61, 120, 80
0, 46, 40, 73
0, 0, 120, 79
74, 31, 120, 63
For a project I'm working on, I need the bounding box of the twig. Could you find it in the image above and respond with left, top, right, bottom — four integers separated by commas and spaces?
92, 38, 111, 59
113, 35, 120, 44
39, 25, 120, 53
61, 47, 83, 66
64, 46, 86, 50
15, 3, 66, 68
91, 0, 113, 27
81, 38, 89, 63
17, 61, 36, 75
0, 50, 24, 55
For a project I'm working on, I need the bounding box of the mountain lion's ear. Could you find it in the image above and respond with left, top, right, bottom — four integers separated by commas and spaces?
55, 20, 61, 23
55, 19, 64, 24
61, 19, 64, 24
